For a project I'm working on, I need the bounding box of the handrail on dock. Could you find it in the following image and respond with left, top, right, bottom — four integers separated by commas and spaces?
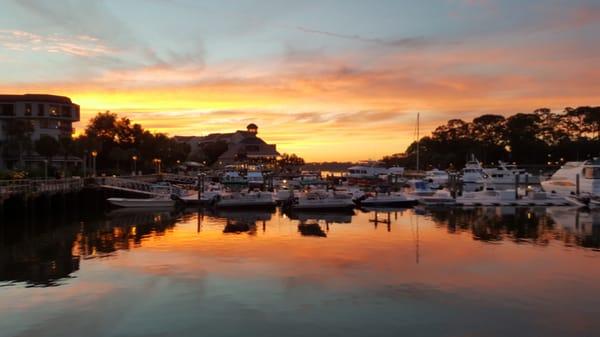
0, 178, 84, 197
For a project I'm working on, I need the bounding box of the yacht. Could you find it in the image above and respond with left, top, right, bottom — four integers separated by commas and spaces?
456, 187, 574, 206
107, 195, 176, 208
417, 190, 456, 206
347, 164, 388, 184
357, 192, 417, 207
221, 170, 247, 185
247, 171, 264, 189
462, 155, 486, 184
405, 179, 436, 198
541, 159, 600, 197
483, 161, 537, 185
291, 190, 355, 210
425, 169, 449, 186
178, 182, 223, 205
215, 190, 276, 208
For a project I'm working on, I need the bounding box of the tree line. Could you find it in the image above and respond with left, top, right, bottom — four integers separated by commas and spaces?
382, 106, 600, 169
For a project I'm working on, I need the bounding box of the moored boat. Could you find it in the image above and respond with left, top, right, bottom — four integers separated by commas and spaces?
215, 190, 276, 208
292, 190, 355, 210
357, 192, 417, 207
107, 196, 176, 208
541, 158, 600, 197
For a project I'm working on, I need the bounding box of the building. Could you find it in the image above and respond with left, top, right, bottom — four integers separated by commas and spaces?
0, 94, 80, 169
175, 123, 279, 166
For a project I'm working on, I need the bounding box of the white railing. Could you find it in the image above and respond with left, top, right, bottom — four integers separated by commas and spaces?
0, 178, 84, 197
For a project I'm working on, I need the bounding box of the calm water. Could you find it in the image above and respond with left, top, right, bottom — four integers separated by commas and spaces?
1, 206, 600, 337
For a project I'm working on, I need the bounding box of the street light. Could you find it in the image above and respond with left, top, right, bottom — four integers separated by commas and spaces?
153, 158, 161, 174
132, 155, 138, 175
91, 150, 98, 177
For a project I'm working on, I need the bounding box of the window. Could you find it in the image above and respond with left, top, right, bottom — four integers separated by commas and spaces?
583, 167, 600, 179
49, 105, 59, 117
25, 103, 32, 116
38, 104, 44, 116
1, 104, 15, 116
61, 105, 71, 118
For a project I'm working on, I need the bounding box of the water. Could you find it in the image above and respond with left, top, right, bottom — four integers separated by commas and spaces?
1, 206, 599, 337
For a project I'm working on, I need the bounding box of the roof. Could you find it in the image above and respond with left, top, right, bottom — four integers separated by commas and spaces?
0, 94, 74, 104
247, 123, 258, 129
240, 137, 266, 145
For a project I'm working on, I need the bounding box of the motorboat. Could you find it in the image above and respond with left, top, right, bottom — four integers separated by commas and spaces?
291, 190, 355, 210
405, 179, 436, 198
357, 192, 417, 207
107, 196, 176, 208
347, 164, 388, 185
462, 155, 486, 184
425, 169, 449, 186
541, 158, 600, 197
247, 171, 264, 189
291, 171, 326, 186
483, 161, 538, 185
589, 197, 600, 209
456, 188, 574, 207
417, 190, 456, 206
178, 182, 223, 205
221, 170, 247, 185
215, 190, 276, 208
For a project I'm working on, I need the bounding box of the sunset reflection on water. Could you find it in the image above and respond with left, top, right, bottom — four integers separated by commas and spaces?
1, 207, 599, 337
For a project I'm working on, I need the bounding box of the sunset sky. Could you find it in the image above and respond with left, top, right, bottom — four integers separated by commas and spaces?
0, 0, 598, 161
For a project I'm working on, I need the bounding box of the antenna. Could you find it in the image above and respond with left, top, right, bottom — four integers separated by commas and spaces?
416, 112, 420, 172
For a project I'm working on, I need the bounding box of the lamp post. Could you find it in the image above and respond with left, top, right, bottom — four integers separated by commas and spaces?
132, 155, 138, 175
91, 150, 98, 177
153, 158, 161, 174
83, 150, 88, 177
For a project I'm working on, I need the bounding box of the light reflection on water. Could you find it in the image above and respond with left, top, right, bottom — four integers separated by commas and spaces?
1, 206, 600, 337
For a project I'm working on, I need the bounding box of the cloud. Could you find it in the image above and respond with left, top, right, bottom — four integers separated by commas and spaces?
296, 26, 427, 48
0, 29, 113, 56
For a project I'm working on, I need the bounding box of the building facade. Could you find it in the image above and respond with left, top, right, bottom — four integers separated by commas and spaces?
0, 94, 80, 169
176, 124, 279, 166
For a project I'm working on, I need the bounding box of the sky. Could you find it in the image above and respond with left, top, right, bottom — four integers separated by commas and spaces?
0, 0, 598, 161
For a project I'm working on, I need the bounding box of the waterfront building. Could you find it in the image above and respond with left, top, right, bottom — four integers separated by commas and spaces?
0, 94, 80, 169
175, 123, 279, 166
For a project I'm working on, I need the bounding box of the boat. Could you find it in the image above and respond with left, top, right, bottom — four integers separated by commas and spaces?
418, 190, 456, 206
357, 192, 417, 207
291, 171, 326, 186
178, 182, 223, 205
589, 197, 600, 209
221, 170, 247, 185
456, 188, 574, 207
215, 190, 276, 208
247, 171, 264, 189
291, 190, 355, 210
541, 158, 600, 197
346, 164, 388, 185
425, 169, 449, 186
107, 196, 176, 208
483, 161, 538, 185
405, 179, 436, 198
462, 155, 486, 184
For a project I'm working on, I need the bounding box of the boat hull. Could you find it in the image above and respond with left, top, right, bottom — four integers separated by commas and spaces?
107, 198, 175, 208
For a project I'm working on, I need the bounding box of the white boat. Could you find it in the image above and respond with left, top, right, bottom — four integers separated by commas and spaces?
588, 198, 600, 209
347, 164, 388, 184
107, 196, 176, 208
216, 190, 276, 208
541, 159, 600, 197
462, 155, 486, 184
406, 179, 436, 198
483, 161, 537, 185
221, 170, 247, 185
292, 190, 355, 210
418, 190, 456, 206
425, 169, 449, 186
292, 171, 326, 186
247, 171, 264, 188
358, 192, 417, 207
178, 182, 223, 205
456, 188, 574, 207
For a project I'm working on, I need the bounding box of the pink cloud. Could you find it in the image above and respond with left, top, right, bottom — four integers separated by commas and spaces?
0, 29, 113, 57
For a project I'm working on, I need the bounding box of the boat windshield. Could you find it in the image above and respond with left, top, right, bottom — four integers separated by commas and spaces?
582, 167, 600, 179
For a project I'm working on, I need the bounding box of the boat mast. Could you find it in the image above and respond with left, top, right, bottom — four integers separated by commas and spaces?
416, 112, 420, 172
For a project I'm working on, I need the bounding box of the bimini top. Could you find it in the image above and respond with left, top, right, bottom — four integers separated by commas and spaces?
0, 94, 73, 104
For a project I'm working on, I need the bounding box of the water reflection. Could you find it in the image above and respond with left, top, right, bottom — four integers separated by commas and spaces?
1, 207, 599, 288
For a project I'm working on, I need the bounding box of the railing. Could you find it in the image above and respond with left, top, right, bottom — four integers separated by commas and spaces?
0, 178, 84, 197
96, 176, 161, 194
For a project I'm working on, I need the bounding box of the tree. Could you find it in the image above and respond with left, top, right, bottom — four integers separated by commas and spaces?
35, 135, 60, 166
2, 119, 34, 168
